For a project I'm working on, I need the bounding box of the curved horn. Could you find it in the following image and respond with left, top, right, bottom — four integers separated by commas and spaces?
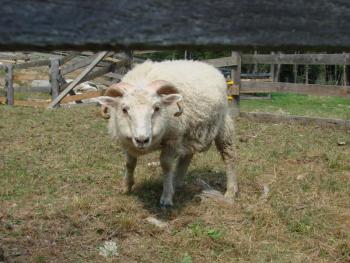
148, 80, 179, 95
104, 82, 133, 97
100, 82, 133, 119
148, 80, 183, 117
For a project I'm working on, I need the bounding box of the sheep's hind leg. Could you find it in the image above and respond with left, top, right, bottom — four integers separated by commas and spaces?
215, 115, 239, 199
175, 154, 193, 189
122, 153, 137, 194
160, 148, 177, 207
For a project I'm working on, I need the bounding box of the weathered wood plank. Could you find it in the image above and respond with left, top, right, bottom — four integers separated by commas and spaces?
242, 53, 350, 65
204, 56, 239, 68
61, 53, 103, 76
59, 65, 114, 92
241, 81, 350, 97
60, 52, 114, 75
105, 72, 124, 80
5, 64, 14, 105
240, 112, 350, 129
50, 59, 60, 100
59, 51, 80, 65
48, 51, 108, 108
14, 59, 50, 69
13, 72, 49, 81
1, 1, 350, 50
305, 65, 309, 84
230, 52, 241, 116
0, 53, 30, 60
61, 91, 102, 103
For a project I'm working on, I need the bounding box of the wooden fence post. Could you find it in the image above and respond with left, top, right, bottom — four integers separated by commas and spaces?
125, 49, 133, 70
5, 64, 14, 105
231, 51, 241, 117
275, 52, 281, 82
270, 52, 275, 81
253, 50, 258, 74
343, 53, 348, 86
293, 52, 298, 83
50, 58, 60, 101
305, 65, 309, 84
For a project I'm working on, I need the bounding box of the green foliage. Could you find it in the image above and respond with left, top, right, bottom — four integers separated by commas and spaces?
207, 229, 223, 240
181, 253, 193, 263
136, 50, 231, 61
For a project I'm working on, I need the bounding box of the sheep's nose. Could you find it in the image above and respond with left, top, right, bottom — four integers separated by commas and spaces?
135, 136, 150, 145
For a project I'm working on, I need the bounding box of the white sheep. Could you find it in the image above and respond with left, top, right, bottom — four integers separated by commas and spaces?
96, 60, 238, 207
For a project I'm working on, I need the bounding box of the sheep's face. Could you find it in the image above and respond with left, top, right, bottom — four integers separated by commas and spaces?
97, 81, 182, 150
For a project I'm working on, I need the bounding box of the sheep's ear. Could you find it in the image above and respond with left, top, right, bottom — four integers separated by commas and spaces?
161, 94, 182, 105
162, 94, 183, 117
93, 96, 119, 107
148, 80, 184, 117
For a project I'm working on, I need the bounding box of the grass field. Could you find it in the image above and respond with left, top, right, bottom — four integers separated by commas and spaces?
0, 104, 350, 262
241, 93, 350, 120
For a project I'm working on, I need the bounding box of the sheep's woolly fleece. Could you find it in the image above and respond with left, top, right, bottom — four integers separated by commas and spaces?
108, 60, 231, 156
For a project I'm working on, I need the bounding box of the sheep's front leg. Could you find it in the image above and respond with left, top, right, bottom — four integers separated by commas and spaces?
175, 154, 193, 189
160, 148, 177, 207
122, 153, 137, 194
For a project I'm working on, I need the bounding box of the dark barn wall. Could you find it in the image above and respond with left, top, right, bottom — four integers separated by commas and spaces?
1, 0, 350, 51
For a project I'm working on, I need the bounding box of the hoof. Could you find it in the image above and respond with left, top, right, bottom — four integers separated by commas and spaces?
120, 186, 133, 194
160, 203, 172, 210
224, 190, 239, 200
160, 197, 173, 208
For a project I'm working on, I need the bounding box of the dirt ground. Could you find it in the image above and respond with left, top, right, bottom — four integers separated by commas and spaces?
0, 105, 349, 262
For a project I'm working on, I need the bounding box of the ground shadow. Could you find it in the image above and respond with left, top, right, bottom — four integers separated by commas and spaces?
131, 169, 227, 219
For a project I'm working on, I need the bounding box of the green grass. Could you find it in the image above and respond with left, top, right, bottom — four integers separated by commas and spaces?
241, 93, 350, 120
0, 105, 349, 262
13, 92, 51, 100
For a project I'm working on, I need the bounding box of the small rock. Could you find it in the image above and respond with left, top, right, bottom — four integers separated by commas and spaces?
147, 161, 160, 167
98, 241, 118, 258
262, 184, 270, 198
297, 174, 306, 180
145, 217, 168, 228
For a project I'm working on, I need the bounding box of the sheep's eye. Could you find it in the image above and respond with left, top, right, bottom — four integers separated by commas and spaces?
154, 106, 160, 112
122, 107, 128, 114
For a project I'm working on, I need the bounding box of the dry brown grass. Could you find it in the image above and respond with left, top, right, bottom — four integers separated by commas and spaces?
0, 105, 349, 263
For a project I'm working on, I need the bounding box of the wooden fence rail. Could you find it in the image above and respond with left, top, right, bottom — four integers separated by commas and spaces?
202, 52, 350, 98
240, 81, 350, 97
242, 53, 350, 65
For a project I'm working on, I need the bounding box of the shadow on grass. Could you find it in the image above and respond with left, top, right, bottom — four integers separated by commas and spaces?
131, 169, 227, 218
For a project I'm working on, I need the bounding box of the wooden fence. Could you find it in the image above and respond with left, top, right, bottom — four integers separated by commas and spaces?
240, 53, 350, 97
0, 51, 132, 107
204, 52, 350, 98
